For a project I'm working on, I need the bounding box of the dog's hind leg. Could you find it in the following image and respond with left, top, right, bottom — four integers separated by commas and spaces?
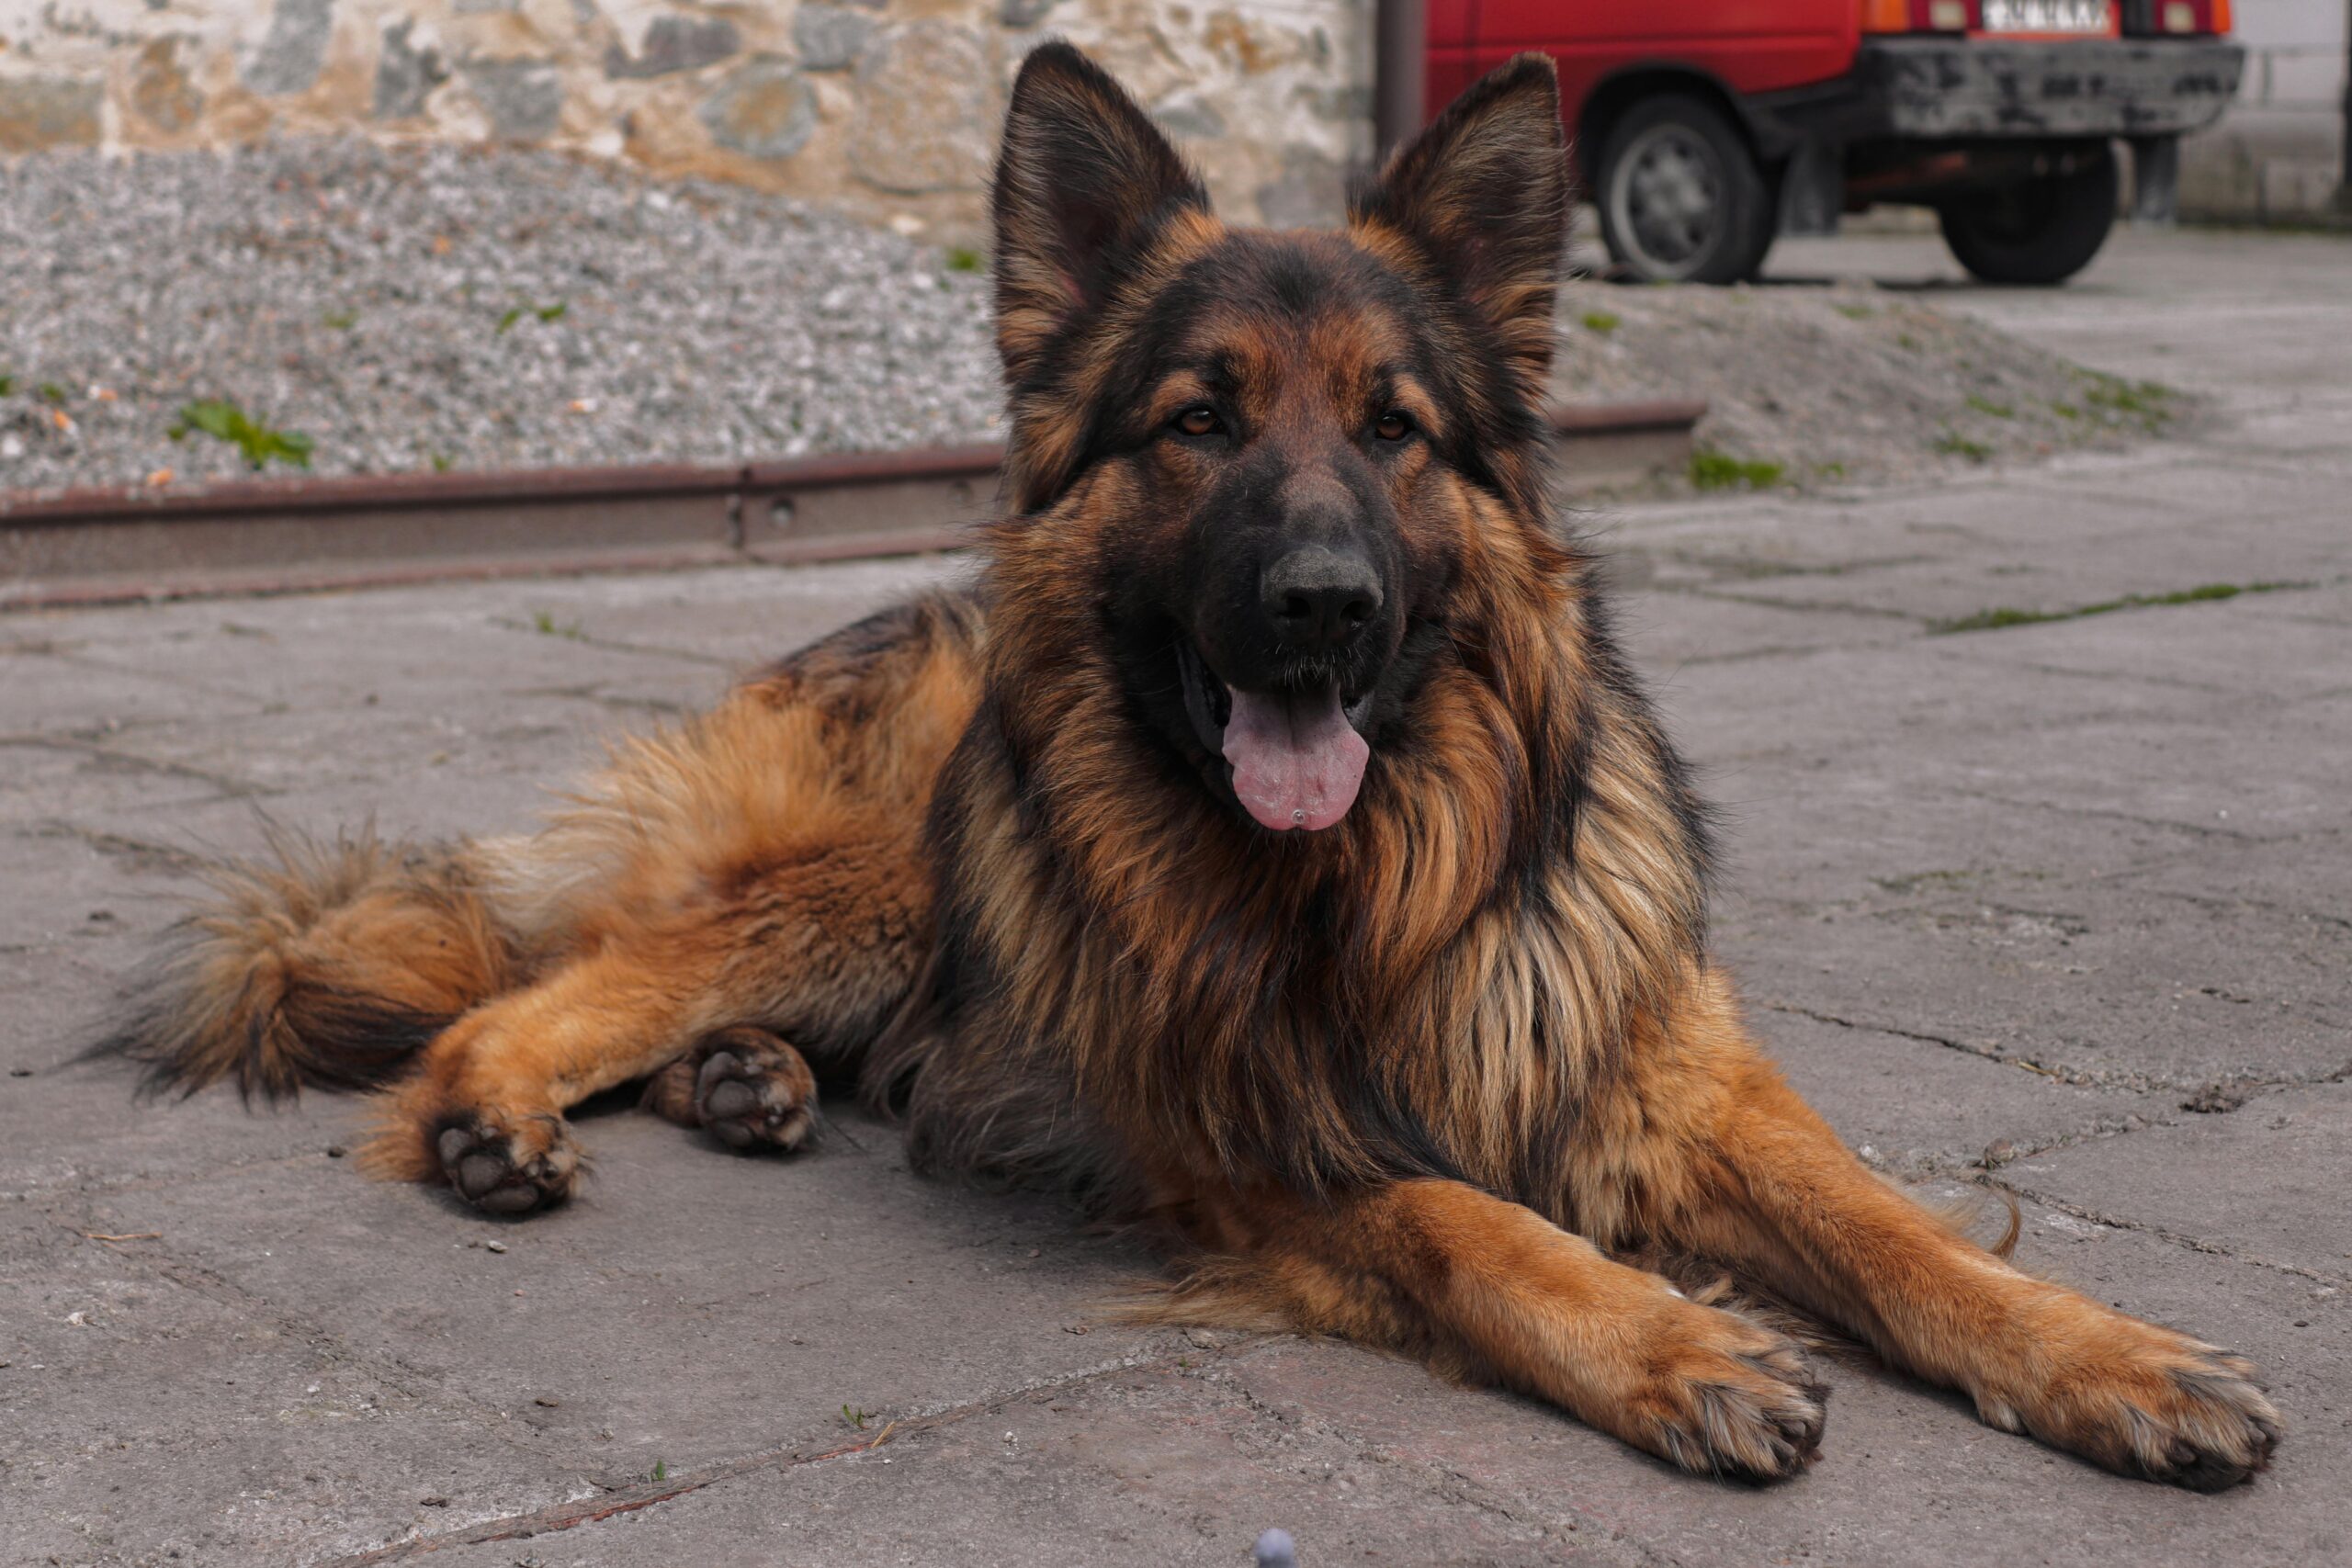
360, 940, 752, 1213
640, 1026, 820, 1154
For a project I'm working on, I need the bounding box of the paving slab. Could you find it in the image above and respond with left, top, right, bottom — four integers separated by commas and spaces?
1720, 874, 2352, 1090
1, 1223, 599, 1568
1749, 1008, 2160, 1177
1998, 1083, 2352, 1283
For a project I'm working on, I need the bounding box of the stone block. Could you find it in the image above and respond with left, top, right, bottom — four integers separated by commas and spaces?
127, 38, 207, 135
373, 17, 450, 121
795, 3, 880, 73
0, 74, 102, 153
463, 59, 564, 142
605, 15, 742, 81
242, 0, 337, 98
848, 22, 995, 196
699, 58, 818, 163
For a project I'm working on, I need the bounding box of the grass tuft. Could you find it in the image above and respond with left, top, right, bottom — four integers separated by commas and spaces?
943, 245, 984, 273
169, 400, 314, 470
1932, 581, 2306, 635
1690, 448, 1785, 491
1580, 310, 1622, 334
497, 300, 569, 334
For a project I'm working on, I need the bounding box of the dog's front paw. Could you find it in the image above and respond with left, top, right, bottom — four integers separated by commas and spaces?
1987, 1312, 2279, 1490
1624, 1303, 1828, 1483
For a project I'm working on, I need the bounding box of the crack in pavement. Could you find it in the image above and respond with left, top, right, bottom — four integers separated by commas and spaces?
38, 1201, 606, 1441
1986, 1179, 2352, 1290
305, 1335, 1290, 1567
1758, 1000, 2105, 1085
485, 615, 740, 670
0, 730, 277, 801
1201, 1353, 1689, 1568
1760, 1000, 2349, 1098
1941, 785, 2261, 843
17, 817, 210, 876
1678, 586, 1928, 623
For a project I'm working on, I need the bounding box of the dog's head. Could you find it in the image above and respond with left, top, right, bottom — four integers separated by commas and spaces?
985, 45, 1569, 836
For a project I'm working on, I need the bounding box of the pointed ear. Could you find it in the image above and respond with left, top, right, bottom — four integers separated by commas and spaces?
1351, 54, 1568, 404
991, 43, 1210, 384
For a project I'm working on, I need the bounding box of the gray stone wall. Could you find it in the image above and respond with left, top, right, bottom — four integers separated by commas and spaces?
0, 0, 1375, 244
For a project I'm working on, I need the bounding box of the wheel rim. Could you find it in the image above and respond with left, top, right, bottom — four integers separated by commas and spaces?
1609, 124, 1724, 278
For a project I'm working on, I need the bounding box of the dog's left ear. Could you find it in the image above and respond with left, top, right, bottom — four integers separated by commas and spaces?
992, 43, 1210, 384
1352, 54, 1568, 403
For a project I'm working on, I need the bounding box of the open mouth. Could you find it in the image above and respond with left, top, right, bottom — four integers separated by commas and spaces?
1179, 643, 1372, 833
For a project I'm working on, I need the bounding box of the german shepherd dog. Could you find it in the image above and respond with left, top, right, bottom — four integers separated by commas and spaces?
102, 45, 2278, 1488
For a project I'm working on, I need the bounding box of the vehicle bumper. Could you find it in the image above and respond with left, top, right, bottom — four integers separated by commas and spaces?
1760, 37, 2245, 145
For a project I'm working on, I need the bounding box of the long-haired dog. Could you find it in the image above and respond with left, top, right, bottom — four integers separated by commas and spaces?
100, 45, 2278, 1487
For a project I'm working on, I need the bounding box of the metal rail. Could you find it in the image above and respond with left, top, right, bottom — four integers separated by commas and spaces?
0, 402, 1703, 611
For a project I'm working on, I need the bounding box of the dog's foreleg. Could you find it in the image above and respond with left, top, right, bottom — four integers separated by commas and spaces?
1669, 1035, 2280, 1489
1206, 1178, 1827, 1480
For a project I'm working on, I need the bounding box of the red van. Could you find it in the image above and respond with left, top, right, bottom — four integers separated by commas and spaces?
1426, 1, 2244, 284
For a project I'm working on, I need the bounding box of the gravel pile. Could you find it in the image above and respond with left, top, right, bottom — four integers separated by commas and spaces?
1549, 274, 2184, 494
1, 140, 1002, 493
1, 140, 2175, 498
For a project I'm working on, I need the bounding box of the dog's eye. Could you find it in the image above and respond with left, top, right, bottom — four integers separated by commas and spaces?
1172, 405, 1224, 438
1374, 410, 1414, 443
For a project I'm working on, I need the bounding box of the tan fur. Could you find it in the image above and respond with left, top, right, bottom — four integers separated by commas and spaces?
101, 45, 2278, 1489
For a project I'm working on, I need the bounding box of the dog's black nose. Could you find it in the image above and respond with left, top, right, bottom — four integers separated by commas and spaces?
1262, 547, 1381, 651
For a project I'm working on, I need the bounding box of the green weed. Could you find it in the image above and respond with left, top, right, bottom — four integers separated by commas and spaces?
842, 1404, 873, 1431
1689, 448, 1786, 491
1932, 581, 2304, 635
1834, 302, 1877, 321
1933, 432, 1992, 462
2081, 372, 2174, 423
322, 310, 358, 330
497, 300, 569, 334
1580, 310, 1622, 334
944, 245, 984, 273
529, 609, 584, 639
1964, 394, 2014, 419
38, 381, 68, 405
169, 400, 315, 470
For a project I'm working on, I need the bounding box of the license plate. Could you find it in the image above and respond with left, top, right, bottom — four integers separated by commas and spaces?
1980, 0, 2113, 32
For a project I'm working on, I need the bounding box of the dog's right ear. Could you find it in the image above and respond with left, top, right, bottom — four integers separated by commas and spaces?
991, 43, 1209, 383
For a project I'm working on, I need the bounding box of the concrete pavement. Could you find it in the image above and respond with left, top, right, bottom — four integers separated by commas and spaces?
3, 227, 2347, 1566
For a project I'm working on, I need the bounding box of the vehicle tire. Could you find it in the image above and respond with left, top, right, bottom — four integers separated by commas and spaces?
1938, 142, 2120, 287
1594, 94, 1775, 286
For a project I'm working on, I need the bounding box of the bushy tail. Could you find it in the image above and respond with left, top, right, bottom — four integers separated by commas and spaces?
92, 825, 520, 1102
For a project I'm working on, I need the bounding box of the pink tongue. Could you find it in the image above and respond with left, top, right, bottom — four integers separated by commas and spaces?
1221, 685, 1369, 832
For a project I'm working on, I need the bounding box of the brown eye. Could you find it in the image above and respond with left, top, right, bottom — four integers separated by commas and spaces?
1374, 410, 1413, 442
1174, 405, 1222, 438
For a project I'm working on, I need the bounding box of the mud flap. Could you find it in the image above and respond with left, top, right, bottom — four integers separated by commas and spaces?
2128, 135, 2179, 225
1780, 139, 1844, 238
